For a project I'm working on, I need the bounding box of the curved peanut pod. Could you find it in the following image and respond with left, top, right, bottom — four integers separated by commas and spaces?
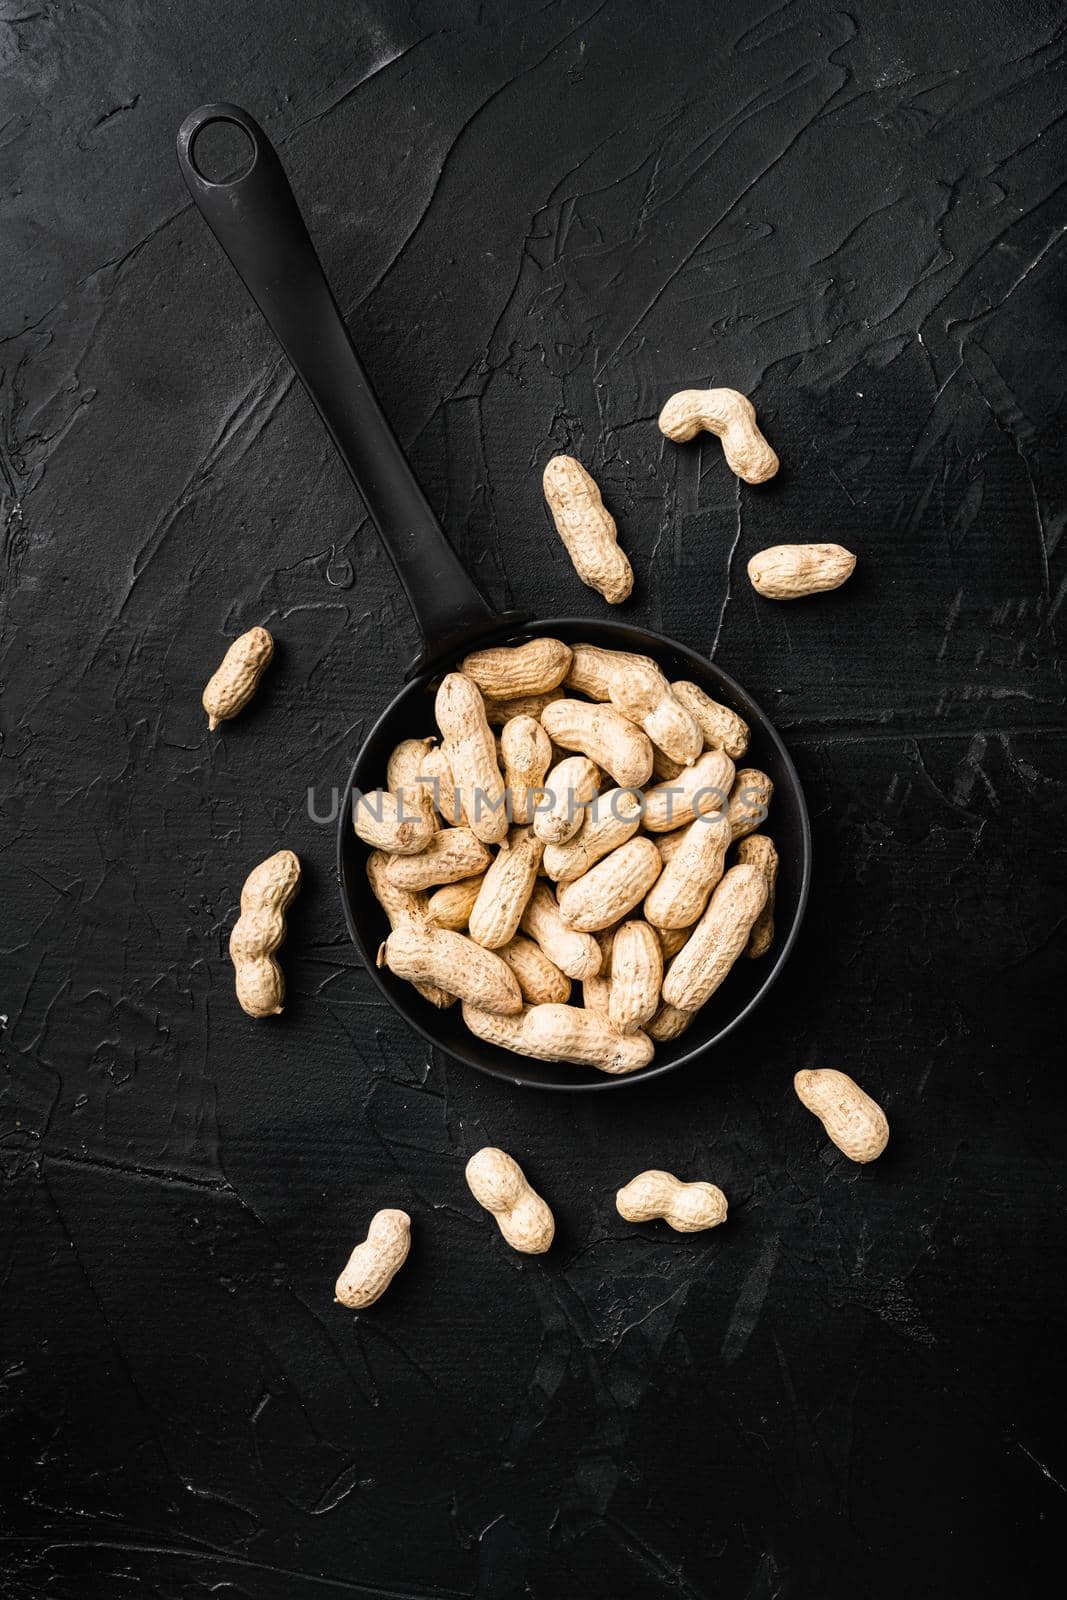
543, 787, 643, 881
385, 828, 491, 890
643, 812, 731, 929
499, 715, 552, 825
203, 625, 274, 730
468, 827, 544, 949
522, 1003, 654, 1075
542, 455, 634, 604
670, 681, 750, 760
435, 673, 508, 844
566, 644, 701, 765
465, 1147, 554, 1253
366, 852, 453, 1008
387, 737, 441, 832
658, 387, 778, 484
498, 935, 571, 1005
352, 788, 436, 854
616, 1171, 727, 1232
334, 1210, 411, 1308
533, 755, 599, 845
461, 1004, 532, 1055
662, 864, 767, 1012
748, 543, 855, 599
229, 849, 300, 1017
379, 923, 521, 1015
736, 834, 778, 957
233, 955, 286, 1019
794, 1069, 888, 1164
462, 638, 572, 698
557, 837, 662, 933
608, 920, 663, 1035
647, 1001, 694, 1041
521, 884, 602, 981
727, 769, 774, 841
484, 688, 564, 727
541, 699, 653, 788
427, 874, 484, 931
416, 742, 465, 826
642, 749, 735, 832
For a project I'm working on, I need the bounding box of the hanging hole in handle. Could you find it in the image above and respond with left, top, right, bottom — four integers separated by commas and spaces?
188, 117, 257, 185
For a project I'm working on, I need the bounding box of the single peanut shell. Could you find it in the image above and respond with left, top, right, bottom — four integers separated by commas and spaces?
736, 834, 778, 957
616, 1171, 727, 1232
418, 742, 465, 826
727, 769, 774, 842
520, 884, 602, 981
379, 923, 521, 1015
656, 925, 689, 961
794, 1069, 889, 1163
608, 920, 663, 1035
484, 688, 564, 727
541, 699, 653, 788
643, 812, 731, 929
658, 387, 778, 484
670, 681, 750, 760
352, 788, 436, 855
334, 1210, 411, 1308
468, 827, 544, 949
646, 1001, 694, 1042
497, 935, 571, 1005
543, 455, 634, 604
543, 787, 643, 881
427, 874, 484, 931
661, 863, 767, 1012
462, 638, 572, 698
203, 626, 274, 730
435, 673, 509, 844
642, 749, 736, 832
365, 852, 452, 1008
557, 837, 662, 933
747, 543, 856, 599
533, 755, 600, 845
500, 715, 553, 825
522, 1003, 654, 1074
385, 828, 491, 890
229, 849, 300, 1018
465, 1147, 554, 1253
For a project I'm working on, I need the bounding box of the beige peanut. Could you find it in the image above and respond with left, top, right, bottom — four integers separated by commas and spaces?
462, 638, 572, 699
498, 935, 571, 1005
228, 848, 300, 1017
541, 699, 653, 788
334, 1210, 411, 1308
661, 863, 767, 1013
484, 688, 563, 727
416, 741, 465, 826
608, 920, 663, 1035
557, 836, 662, 933
379, 923, 522, 1015
794, 1069, 889, 1163
656, 925, 688, 961
727, 769, 774, 841
616, 1171, 727, 1232
521, 883, 602, 981
670, 681, 750, 760
641, 748, 735, 832
736, 834, 778, 957
533, 755, 600, 845
566, 644, 701, 765
465, 1147, 554, 1253
365, 852, 452, 1008
581, 928, 615, 1016
643, 812, 731, 929
748, 543, 856, 599
435, 673, 508, 845
352, 789, 436, 855
385, 827, 491, 890
202, 625, 274, 731
543, 787, 643, 881
499, 715, 552, 825
463, 1003, 653, 1075
542, 455, 634, 604
387, 737, 441, 831
658, 387, 778, 484
427, 874, 484, 931
646, 1002, 694, 1042
469, 826, 544, 949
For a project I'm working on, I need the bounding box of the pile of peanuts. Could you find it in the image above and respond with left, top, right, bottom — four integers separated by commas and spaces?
354, 637, 778, 1076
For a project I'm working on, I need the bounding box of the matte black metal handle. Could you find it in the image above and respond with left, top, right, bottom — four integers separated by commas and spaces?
176, 103, 501, 669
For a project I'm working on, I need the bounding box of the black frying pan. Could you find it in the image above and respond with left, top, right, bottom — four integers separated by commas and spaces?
177, 104, 811, 1092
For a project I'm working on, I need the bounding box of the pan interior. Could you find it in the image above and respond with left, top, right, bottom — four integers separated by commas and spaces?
338, 618, 811, 1091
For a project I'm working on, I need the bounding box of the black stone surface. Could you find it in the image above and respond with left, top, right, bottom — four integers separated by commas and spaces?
2, 3, 1065, 1596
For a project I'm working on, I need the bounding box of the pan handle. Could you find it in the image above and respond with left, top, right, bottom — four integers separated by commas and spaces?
176, 103, 504, 670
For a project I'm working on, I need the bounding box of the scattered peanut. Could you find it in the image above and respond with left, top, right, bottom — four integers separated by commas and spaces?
616, 1171, 727, 1232
727, 769, 774, 842
566, 643, 701, 765
608, 920, 663, 1035
644, 812, 731, 929
541, 699, 653, 788
465, 1147, 555, 1253
521, 884, 602, 981
229, 848, 300, 1017
641, 748, 735, 832
543, 455, 634, 604
748, 543, 856, 600
557, 836, 662, 933
661, 863, 767, 1013
794, 1069, 889, 1163
670, 681, 750, 760
533, 755, 599, 845
385, 827, 491, 891
365, 852, 453, 1008
543, 787, 643, 881
658, 387, 778, 484
736, 834, 778, 957
498, 935, 571, 1005
334, 1210, 411, 1308
468, 826, 544, 949
435, 673, 509, 845
379, 923, 522, 1015
427, 875, 484, 931
462, 637, 572, 698
202, 625, 274, 731
499, 715, 552, 825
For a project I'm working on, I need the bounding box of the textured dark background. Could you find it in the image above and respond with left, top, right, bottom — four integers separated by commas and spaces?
2, 1, 1065, 1595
